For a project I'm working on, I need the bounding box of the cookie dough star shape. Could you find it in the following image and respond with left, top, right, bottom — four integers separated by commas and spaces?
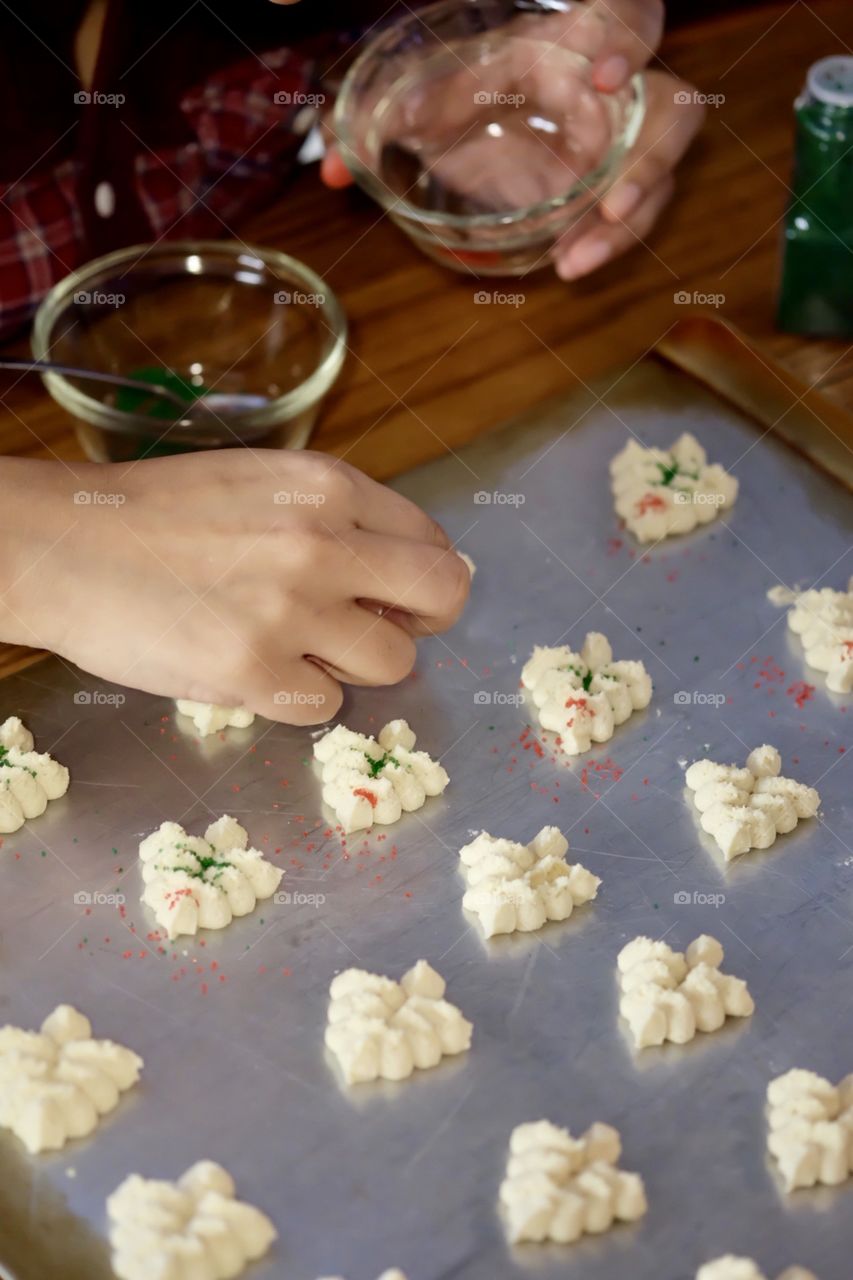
522, 632, 652, 754
610, 431, 738, 543
325, 960, 472, 1084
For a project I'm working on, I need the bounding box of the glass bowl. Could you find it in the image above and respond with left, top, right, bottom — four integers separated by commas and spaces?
334, 0, 645, 275
32, 241, 347, 462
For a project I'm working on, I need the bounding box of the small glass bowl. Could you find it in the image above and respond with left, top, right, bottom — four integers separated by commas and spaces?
334, 0, 645, 275
32, 241, 347, 462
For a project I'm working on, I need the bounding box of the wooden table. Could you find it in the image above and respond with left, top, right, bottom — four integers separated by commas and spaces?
3, 0, 852, 483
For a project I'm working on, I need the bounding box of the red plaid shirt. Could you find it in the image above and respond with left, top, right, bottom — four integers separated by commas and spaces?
0, 38, 313, 341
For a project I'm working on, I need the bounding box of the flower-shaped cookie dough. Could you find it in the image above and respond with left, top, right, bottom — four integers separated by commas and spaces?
610, 431, 738, 543
522, 632, 652, 754
685, 745, 820, 861
785, 578, 853, 693
697, 1259, 817, 1280
107, 1160, 276, 1280
617, 934, 754, 1049
175, 700, 255, 736
0, 716, 70, 833
459, 826, 600, 938
0, 1004, 142, 1153
139, 816, 283, 940
766, 1068, 853, 1192
313, 719, 449, 834
325, 959, 472, 1085
499, 1119, 647, 1244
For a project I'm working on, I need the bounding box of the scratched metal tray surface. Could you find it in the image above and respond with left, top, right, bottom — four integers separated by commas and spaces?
1, 357, 852, 1280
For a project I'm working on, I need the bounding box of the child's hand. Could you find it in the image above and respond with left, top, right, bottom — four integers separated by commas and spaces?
0, 452, 470, 725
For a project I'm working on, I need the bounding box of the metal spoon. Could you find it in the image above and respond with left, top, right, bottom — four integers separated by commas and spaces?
0, 357, 269, 418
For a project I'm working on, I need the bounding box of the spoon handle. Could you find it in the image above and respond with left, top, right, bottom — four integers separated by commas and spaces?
0, 357, 188, 408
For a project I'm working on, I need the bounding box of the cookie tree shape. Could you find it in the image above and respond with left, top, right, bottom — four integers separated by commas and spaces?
499, 1119, 647, 1244
139, 816, 283, 939
617, 935, 754, 1049
610, 432, 738, 543
0, 1005, 142, 1153
0, 716, 70, 833
325, 960, 472, 1084
107, 1160, 276, 1280
697, 1258, 817, 1280
767, 1068, 853, 1191
459, 826, 600, 937
175, 700, 255, 736
786, 578, 853, 693
313, 719, 449, 834
522, 632, 652, 754
685, 745, 820, 861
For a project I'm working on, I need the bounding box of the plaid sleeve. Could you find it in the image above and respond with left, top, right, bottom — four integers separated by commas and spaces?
135, 45, 315, 238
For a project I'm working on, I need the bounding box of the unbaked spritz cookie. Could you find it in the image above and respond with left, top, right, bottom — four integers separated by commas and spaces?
770, 577, 853, 693
325, 960, 472, 1084
0, 1004, 142, 1154
175, 700, 255, 736
522, 632, 652, 754
499, 1119, 647, 1244
617, 935, 753, 1049
313, 719, 449, 834
0, 716, 70, 833
610, 431, 738, 542
766, 1068, 853, 1191
458, 826, 600, 938
685, 745, 820, 861
138, 815, 283, 939
697, 1259, 817, 1280
107, 1160, 276, 1280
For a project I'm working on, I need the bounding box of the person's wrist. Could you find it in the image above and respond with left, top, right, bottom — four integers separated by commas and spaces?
0, 457, 76, 650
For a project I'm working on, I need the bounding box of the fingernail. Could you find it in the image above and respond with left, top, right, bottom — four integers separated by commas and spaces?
594, 54, 630, 91
604, 182, 642, 221
559, 239, 612, 280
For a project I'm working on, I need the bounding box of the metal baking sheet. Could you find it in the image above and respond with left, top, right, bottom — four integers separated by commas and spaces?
1, 357, 852, 1280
